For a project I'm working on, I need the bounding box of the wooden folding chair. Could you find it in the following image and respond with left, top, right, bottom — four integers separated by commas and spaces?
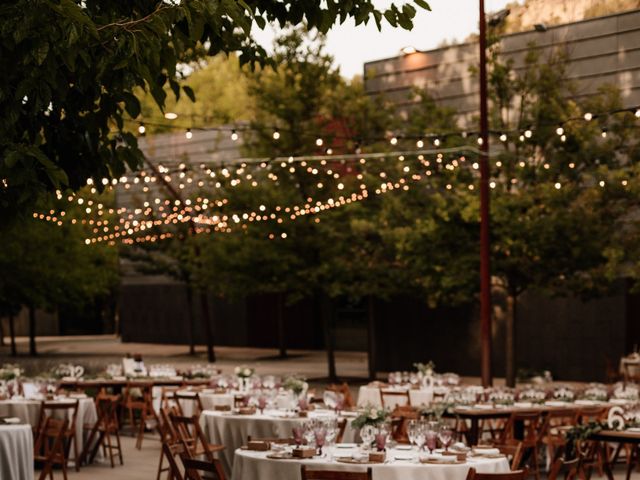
161, 386, 182, 411
175, 391, 204, 418
466, 468, 528, 480
35, 417, 69, 480
36, 400, 80, 472
179, 454, 226, 480
80, 394, 123, 468
389, 405, 419, 443
301, 465, 372, 480
380, 389, 410, 409
495, 412, 542, 480
123, 381, 161, 449
540, 409, 577, 464
161, 440, 186, 480
327, 383, 355, 409
169, 412, 225, 461
157, 407, 183, 480
547, 457, 585, 480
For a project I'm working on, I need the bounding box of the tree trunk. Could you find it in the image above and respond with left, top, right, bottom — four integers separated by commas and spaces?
505, 293, 517, 387
200, 292, 216, 363
322, 295, 336, 382
367, 296, 377, 381
9, 315, 16, 356
0, 318, 4, 346
277, 293, 287, 358
186, 282, 196, 355
28, 306, 37, 356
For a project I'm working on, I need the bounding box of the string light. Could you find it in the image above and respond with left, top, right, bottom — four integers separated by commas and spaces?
555, 125, 564, 136
416, 139, 424, 148
524, 127, 533, 138
390, 136, 398, 146
433, 138, 441, 147
273, 129, 280, 140
584, 112, 593, 121
315, 138, 323, 147
601, 128, 608, 138
231, 130, 239, 141
185, 128, 193, 139
499, 133, 507, 142
138, 123, 146, 135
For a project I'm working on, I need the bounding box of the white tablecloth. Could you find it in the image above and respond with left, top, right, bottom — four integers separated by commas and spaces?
0, 424, 34, 480
358, 387, 434, 408
200, 409, 357, 476
232, 446, 510, 480
0, 397, 97, 450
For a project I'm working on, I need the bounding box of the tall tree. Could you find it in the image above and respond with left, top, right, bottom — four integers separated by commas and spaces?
0, 0, 429, 217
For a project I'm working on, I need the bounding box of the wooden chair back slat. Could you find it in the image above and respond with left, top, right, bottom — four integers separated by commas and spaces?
301, 465, 372, 480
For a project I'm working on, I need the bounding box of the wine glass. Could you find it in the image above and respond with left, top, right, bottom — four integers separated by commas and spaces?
425, 428, 438, 453
407, 419, 419, 448
375, 424, 390, 451
438, 425, 453, 452
414, 423, 426, 451
292, 425, 304, 446
360, 424, 376, 450
304, 422, 316, 448
314, 426, 327, 455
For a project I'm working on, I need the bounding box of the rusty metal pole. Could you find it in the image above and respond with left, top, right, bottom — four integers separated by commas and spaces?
479, 0, 493, 387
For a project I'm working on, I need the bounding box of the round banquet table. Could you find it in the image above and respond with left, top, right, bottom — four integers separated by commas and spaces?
200, 409, 357, 476
0, 396, 97, 450
0, 424, 34, 480
232, 446, 510, 480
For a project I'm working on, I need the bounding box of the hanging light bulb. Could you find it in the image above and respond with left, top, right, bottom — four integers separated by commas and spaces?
326, 148, 333, 155
560, 134, 566, 142
433, 138, 441, 147
584, 112, 593, 121
477, 137, 484, 146
555, 125, 564, 136
390, 136, 398, 145
138, 122, 146, 135
601, 128, 608, 138
416, 139, 424, 148
315, 138, 323, 147
272, 129, 280, 140
231, 129, 239, 141
185, 128, 193, 139
524, 126, 533, 138
499, 133, 507, 142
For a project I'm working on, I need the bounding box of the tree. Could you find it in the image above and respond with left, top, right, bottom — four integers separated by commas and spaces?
0, 0, 429, 217
485, 42, 640, 385
0, 203, 118, 355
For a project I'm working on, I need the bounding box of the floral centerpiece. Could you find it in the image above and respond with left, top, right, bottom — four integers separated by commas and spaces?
234, 366, 254, 378
580, 384, 608, 402
517, 387, 547, 404
283, 375, 308, 396
420, 400, 456, 420
352, 405, 390, 430
488, 388, 515, 406
414, 361, 435, 376
0, 364, 23, 381
234, 365, 255, 392
552, 386, 575, 402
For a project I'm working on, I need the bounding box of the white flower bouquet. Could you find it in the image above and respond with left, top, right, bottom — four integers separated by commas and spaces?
234, 366, 255, 379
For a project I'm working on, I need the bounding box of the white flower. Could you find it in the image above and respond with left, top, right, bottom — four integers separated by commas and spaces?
234, 367, 241, 375
368, 408, 378, 420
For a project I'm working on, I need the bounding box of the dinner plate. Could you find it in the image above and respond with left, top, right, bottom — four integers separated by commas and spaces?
395, 445, 412, 451
2, 417, 21, 424
394, 455, 414, 461
335, 443, 357, 448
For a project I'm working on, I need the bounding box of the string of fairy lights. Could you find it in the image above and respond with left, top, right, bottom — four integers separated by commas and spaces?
129, 104, 640, 153
32, 104, 640, 247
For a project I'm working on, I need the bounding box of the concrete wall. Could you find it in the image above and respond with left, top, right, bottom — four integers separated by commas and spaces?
364, 9, 640, 126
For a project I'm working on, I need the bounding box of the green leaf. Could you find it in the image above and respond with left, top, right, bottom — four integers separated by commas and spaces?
414, 0, 432, 11
33, 42, 49, 66
122, 92, 141, 118
183, 85, 196, 102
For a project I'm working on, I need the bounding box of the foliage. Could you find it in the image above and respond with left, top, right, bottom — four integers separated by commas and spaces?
282, 375, 308, 395
0, 0, 429, 217
351, 405, 390, 429
414, 361, 436, 374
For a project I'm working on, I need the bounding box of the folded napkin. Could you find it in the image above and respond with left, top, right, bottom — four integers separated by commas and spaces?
473, 447, 500, 455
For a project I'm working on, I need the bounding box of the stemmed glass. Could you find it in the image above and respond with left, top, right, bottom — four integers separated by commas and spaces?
407, 420, 419, 448
303, 422, 316, 449
314, 425, 327, 456
374, 424, 390, 451
425, 427, 438, 453
438, 425, 454, 452
292, 425, 304, 446
360, 424, 376, 450
413, 423, 426, 451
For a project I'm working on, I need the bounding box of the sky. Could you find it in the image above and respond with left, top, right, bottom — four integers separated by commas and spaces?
251, 0, 515, 78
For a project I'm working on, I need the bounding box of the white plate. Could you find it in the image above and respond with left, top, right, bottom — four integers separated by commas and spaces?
335, 443, 357, 449
3, 417, 21, 424
626, 427, 640, 433
395, 445, 412, 451
394, 455, 414, 461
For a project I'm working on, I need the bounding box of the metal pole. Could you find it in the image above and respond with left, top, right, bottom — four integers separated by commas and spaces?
478, 0, 493, 387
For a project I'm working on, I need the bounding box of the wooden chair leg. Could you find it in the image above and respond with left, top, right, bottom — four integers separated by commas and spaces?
106, 429, 115, 468
116, 428, 124, 465
136, 409, 146, 449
